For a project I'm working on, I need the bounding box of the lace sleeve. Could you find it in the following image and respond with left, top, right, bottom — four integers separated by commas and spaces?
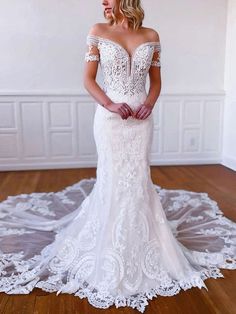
85, 35, 100, 63
151, 43, 161, 67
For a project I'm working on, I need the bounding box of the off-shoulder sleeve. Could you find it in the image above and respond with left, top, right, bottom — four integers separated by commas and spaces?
85, 35, 100, 62
151, 42, 161, 67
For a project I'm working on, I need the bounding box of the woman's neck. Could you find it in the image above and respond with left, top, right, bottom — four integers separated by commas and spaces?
113, 18, 132, 31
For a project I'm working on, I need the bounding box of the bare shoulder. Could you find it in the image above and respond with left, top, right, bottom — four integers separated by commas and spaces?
88, 23, 108, 36
141, 27, 160, 42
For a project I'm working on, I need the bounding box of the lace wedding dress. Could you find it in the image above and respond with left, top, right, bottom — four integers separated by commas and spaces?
0, 34, 236, 313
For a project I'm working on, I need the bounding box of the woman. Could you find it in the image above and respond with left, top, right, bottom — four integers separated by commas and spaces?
0, 1, 236, 313
84, 0, 161, 122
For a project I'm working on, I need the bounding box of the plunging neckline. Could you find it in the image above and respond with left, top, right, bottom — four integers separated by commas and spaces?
92, 35, 160, 59
89, 34, 160, 77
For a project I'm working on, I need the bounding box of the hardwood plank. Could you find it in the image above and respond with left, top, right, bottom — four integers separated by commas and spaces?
34, 295, 51, 314
0, 294, 10, 313
2, 294, 36, 314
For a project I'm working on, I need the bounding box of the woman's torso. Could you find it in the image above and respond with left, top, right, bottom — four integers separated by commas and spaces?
88, 24, 161, 109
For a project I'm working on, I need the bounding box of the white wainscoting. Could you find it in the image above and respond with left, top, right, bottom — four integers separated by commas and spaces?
0, 92, 224, 171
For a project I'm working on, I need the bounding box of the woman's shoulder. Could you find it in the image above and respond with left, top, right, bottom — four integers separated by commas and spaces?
88, 23, 108, 37
140, 26, 160, 42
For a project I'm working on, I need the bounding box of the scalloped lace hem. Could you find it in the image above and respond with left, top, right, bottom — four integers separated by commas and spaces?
33, 266, 229, 313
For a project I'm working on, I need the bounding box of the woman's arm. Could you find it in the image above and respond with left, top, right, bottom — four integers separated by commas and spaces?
83, 26, 113, 108
83, 25, 134, 119
135, 30, 162, 120
144, 53, 162, 108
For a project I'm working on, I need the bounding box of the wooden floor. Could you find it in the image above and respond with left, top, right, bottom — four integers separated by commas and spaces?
0, 164, 236, 314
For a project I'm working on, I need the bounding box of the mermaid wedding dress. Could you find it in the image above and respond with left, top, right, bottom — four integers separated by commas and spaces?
0, 34, 236, 313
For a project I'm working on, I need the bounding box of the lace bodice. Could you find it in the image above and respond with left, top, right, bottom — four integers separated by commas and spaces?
85, 35, 161, 98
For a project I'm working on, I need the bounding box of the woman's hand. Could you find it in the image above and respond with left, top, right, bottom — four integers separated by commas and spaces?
134, 104, 153, 120
106, 102, 134, 120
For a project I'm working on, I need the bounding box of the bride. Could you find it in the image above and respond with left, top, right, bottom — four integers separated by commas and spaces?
0, 0, 236, 313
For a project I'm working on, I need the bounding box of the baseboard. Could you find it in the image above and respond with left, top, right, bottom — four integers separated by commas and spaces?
221, 155, 236, 171
0, 158, 223, 172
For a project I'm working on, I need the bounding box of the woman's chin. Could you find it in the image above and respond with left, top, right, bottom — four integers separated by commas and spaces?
105, 13, 112, 19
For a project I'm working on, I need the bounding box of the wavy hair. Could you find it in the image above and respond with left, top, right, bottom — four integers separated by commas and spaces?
104, 0, 145, 30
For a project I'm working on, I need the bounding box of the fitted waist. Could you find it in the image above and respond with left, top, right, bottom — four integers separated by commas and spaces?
104, 89, 147, 110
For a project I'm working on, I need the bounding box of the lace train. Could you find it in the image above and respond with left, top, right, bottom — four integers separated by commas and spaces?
0, 178, 236, 313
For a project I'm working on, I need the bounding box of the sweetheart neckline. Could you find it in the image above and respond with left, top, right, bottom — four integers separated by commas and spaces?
87, 34, 160, 59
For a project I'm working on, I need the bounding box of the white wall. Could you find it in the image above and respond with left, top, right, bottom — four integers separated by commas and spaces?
222, 0, 236, 171
144, 0, 227, 94
0, 0, 83, 92
0, 0, 227, 94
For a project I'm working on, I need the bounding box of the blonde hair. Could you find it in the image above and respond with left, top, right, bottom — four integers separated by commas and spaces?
104, 0, 145, 30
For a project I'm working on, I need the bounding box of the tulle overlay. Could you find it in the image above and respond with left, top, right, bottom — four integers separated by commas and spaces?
0, 177, 236, 313
0, 34, 236, 313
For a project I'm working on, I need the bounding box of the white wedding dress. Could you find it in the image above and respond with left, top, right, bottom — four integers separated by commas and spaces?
0, 34, 236, 313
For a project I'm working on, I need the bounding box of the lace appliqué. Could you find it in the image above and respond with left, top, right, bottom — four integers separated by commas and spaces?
151, 60, 161, 67
86, 35, 161, 97
85, 36, 100, 62
85, 52, 100, 62
150, 44, 161, 67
